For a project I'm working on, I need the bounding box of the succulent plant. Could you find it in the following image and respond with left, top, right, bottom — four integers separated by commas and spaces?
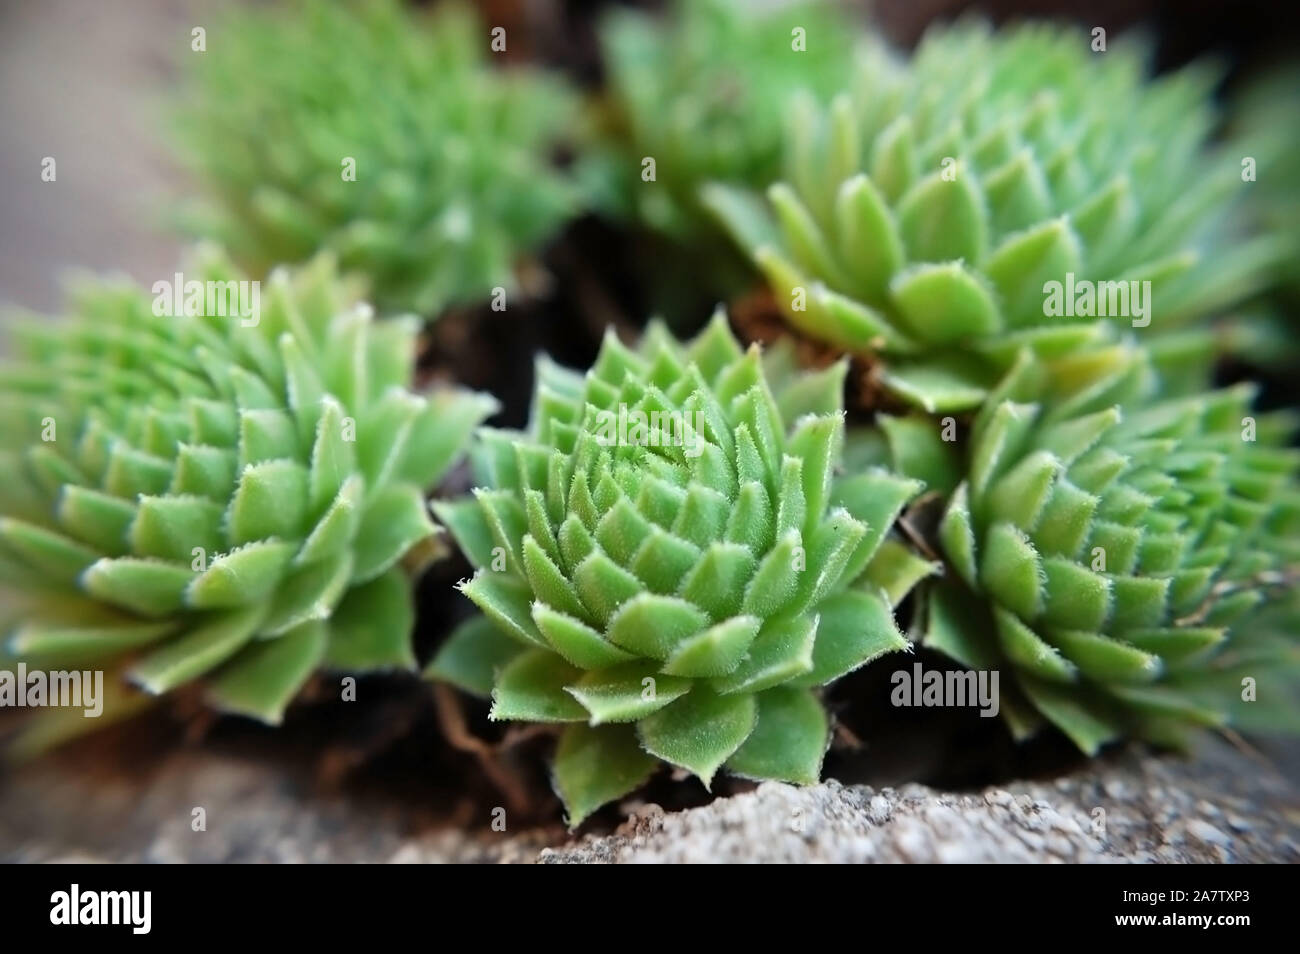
1233, 65, 1300, 246
172, 0, 578, 316
1216, 65, 1300, 369
905, 344, 1300, 751
706, 21, 1280, 412
427, 313, 928, 825
0, 248, 496, 755
590, 0, 860, 241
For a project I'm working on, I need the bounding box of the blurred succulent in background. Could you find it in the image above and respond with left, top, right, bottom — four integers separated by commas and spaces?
588, 0, 860, 242
897, 344, 1300, 752
1232, 65, 1300, 251
171, 0, 579, 317
707, 21, 1282, 412
0, 248, 496, 756
427, 314, 930, 825
1217, 65, 1300, 370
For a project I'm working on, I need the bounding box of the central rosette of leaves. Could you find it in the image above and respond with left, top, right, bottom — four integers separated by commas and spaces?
431, 314, 921, 824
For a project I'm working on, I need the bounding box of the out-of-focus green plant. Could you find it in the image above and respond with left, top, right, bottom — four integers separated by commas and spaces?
1233, 65, 1300, 248
707, 22, 1281, 411
589, 0, 861, 241
0, 248, 496, 756
171, 0, 578, 317
427, 314, 929, 825
883, 343, 1300, 751
1217, 65, 1300, 369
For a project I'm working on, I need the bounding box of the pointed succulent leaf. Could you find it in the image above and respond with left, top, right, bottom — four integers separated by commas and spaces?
425, 615, 525, 698
565, 663, 692, 724
490, 649, 587, 723
553, 723, 658, 829
725, 686, 828, 784
638, 689, 757, 788
322, 569, 417, 671
206, 619, 328, 724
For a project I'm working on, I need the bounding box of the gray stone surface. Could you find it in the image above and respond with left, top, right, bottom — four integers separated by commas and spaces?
2, 735, 1296, 863
546, 741, 1300, 863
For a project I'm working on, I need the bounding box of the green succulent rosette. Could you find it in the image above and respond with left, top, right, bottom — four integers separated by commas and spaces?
590, 0, 860, 240
428, 313, 929, 825
906, 345, 1300, 751
0, 248, 496, 755
172, 0, 578, 316
706, 21, 1281, 411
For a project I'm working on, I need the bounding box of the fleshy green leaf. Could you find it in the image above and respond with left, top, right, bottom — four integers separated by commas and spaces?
323, 568, 416, 671
225, 459, 308, 546
490, 649, 587, 722
638, 689, 757, 787
129, 604, 265, 694
566, 662, 692, 724
206, 619, 328, 723
890, 262, 1000, 345
553, 723, 658, 828
725, 687, 828, 784
82, 558, 195, 617
351, 483, 434, 583
186, 540, 297, 609
712, 614, 817, 695
425, 614, 524, 697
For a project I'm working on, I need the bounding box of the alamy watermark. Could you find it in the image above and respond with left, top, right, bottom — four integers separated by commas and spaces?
592, 404, 706, 458
50, 884, 151, 934
891, 662, 999, 718
1043, 272, 1152, 328
152, 272, 260, 327
0, 663, 103, 718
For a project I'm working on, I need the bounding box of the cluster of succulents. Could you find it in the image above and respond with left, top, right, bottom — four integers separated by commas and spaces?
0, 248, 494, 754
5, 1, 1299, 830
171, 0, 578, 316
688, 18, 1300, 773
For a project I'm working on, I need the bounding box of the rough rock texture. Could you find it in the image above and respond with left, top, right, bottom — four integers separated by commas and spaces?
2, 735, 1296, 863
547, 740, 1300, 863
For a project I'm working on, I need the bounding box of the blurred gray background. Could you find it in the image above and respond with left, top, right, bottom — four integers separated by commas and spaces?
0, 0, 210, 312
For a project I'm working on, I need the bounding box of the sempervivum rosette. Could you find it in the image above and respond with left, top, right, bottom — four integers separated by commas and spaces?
0, 248, 496, 755
172, 0, 578, 316
919, 346, 1300, 752
706, 21, 1279, 411
428, 313, 928, 825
